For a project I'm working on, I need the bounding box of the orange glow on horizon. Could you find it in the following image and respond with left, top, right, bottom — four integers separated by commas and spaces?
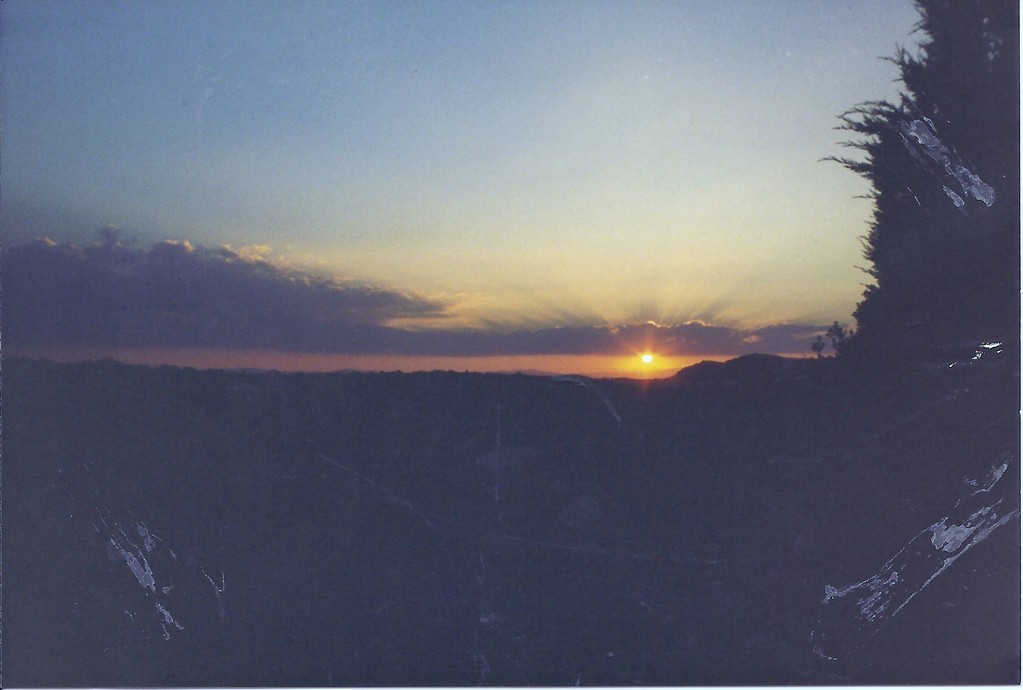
7, 346, 740, 380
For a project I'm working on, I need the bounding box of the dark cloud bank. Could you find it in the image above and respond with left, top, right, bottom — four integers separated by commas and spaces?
4, 238, 825, 358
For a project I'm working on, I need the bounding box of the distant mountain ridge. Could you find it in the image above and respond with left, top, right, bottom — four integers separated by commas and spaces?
670, 353, 815, 387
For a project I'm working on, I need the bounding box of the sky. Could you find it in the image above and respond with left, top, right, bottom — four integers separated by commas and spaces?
1, 0, 922, 377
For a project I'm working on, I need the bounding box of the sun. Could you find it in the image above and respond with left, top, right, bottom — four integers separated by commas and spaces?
641, 353, 654, 365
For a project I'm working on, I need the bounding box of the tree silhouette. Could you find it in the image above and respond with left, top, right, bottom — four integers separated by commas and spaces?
831, 0, 1019, 363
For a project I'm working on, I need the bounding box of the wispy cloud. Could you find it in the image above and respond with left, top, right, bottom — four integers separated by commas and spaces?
5, 237, 826, 358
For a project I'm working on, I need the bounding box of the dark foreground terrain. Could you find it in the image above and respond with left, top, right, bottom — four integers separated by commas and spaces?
3, 350, 1019, 686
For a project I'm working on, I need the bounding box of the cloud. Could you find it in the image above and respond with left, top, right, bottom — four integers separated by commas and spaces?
3, 237, 447, 353
4, 237, 828, 358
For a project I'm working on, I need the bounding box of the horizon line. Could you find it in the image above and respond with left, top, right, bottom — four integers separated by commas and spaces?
3, 347, 816, 381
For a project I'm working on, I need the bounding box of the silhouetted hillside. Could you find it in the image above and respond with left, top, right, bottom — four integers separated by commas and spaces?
3, 352, 1018, 686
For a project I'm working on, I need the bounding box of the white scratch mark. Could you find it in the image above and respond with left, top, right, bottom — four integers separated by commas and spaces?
950, 341, 1005, 368
813, 454, 1019, 658
79, 486, 226, 636
200, 566, 227, 620
900, 118, 995, 207
552, 375, 622, 428
313, 452, 440, 533
136, 521, 156, 553
155, 601, 184, 640
810, 630, 838, 661
943, 185, 965, 207
151, 532, 179, 561
110, 536, 156, 594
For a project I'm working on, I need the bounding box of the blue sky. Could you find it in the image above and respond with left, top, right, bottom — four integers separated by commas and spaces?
1, 0, 922, 375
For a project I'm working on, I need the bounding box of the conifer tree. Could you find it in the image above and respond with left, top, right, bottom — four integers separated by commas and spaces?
832, 0, 1019, 363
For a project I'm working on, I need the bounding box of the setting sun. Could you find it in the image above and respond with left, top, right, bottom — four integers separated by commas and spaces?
641, 353, 654, 364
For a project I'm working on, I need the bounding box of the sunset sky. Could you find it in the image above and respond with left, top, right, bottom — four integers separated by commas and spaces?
1, 0, 921, 377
